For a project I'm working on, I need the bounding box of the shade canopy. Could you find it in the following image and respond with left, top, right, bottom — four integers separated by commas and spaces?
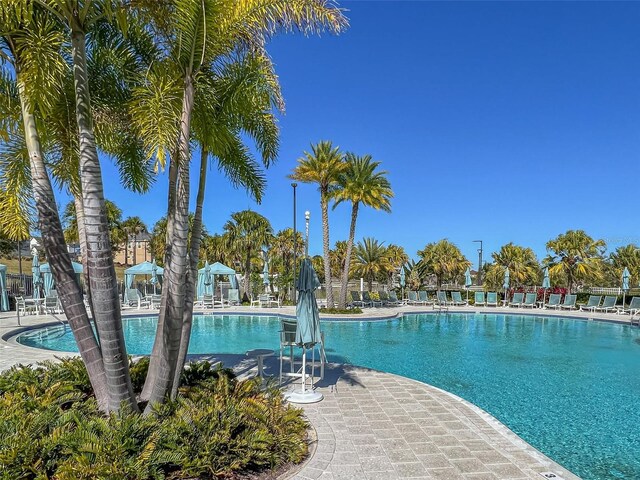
622, 267, 630, 291
464, 267, 472, 288
125, 261, 164, 289
502, 268, 510, 290
295, 258, 321, 348
196, 261, 237, 299
542, 267, 550, 289
40, 262, 84, 296
0, 264, 8, 311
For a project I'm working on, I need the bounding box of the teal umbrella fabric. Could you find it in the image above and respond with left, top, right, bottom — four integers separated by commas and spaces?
622, 267, 630, 291
32, 252, 42, 299
150, 260, 159, 285
0, 264, 8, 311
503, 268, 510, 290
399, 267, 406, 287
295, 258, 321, 348
464, 267, 472, 288
542, 267, 550, 289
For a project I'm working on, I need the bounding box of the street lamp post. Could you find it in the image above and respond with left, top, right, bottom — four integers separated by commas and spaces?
292, 183, 298, 303
473, 240, 483, 286
304, 211, 310, 258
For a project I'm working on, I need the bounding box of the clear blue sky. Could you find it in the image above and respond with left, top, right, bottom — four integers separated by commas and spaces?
67, 1, 640, 268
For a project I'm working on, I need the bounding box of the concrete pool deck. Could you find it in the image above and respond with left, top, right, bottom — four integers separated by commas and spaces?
1, 305, 634, 479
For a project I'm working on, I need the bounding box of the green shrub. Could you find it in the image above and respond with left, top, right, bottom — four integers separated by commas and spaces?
320, 307, 363, 314
0, 358, 308, 480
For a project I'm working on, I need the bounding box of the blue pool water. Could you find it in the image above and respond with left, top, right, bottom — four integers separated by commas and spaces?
17, 312, 640, 480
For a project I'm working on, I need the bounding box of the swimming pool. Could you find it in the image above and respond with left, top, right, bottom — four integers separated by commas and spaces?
16, 312, 640, 480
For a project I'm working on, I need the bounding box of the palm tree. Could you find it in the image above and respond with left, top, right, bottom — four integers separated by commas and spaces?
417, 239, 470, 287
224, 210, 273, 297
271, 228, 304, 301
121, 216, 147, 266
545, 230, 606, 293
609, 244, 640, 287
0, 4, 110, 409
62, 200, 126, 256
331, 153, 392, 308
290, 141, 347, 307
484, 243, 539, 290
384, 243, 408, 287
353, 237, 392, 291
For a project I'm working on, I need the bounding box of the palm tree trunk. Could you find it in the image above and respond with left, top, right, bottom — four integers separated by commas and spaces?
17, 76, 109, 411
71, 26, 136, 412
245, 248, 252, 297
140, 146, 179, 402
143, 75, 194, 412
321, 190, 333, 307
338, 202, 358, 309
171, 147, 208, 399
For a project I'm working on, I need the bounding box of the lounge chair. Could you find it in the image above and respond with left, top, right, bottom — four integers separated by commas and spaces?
378, 290, 391, 306
508, 292, 524, 308
125, 289, 150, 309
407, 291, 420, 305
44, 295, 61, 314
434, 291, 449, 311
349, 291, 367, 308
521, 293, 537, 308
227, 289, 240, 306
621, 297, 640, 316
362, 291, 381, 307
544, 293, 562, 309
418, 290, 433, 306
474, 291, 486, 307
202, 293, 214, 309
594, 295, 617, 313
387, 291, 403, 306
450, 291, 467, 306
580, 295, 601, 312
559, 294, 577, 310
486, 292, 498, 307
16, 296, 37, 315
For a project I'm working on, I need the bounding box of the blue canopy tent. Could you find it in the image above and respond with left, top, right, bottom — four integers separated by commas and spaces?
40, 262, 83, 296
0, 264, 8, 311
125, 261, 164, 293
196, 261, 237, 299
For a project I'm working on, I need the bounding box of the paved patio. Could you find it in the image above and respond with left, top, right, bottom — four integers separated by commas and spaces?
2, 305, 633, 479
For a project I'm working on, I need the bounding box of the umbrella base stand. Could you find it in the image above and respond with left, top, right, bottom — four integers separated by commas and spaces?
285, 389, 323, 404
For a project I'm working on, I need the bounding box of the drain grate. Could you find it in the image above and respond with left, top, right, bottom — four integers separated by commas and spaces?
540, 472, 565, 480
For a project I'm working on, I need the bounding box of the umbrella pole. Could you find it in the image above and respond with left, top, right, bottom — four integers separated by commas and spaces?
623, 292, 626, 311
301, 347, 307, 394
285, 344, 323, 404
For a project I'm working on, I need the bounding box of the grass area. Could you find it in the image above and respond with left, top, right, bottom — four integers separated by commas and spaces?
1, 257, 127, 278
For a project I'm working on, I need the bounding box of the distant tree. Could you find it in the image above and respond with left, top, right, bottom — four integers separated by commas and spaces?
484, 243, 540, 290
311, 255, 325, 284
149, 214, 208, 267
62, 200, 125, 256
417, 239, 470, 287
331, 153, 392, 308
289, 141, 347, 307
121, 216, 147, 266
384, 243, 409, 287
545, 230, 606, 293
609, 244, 640, 287
353, 237, 392, 291
270, 228, 304, 301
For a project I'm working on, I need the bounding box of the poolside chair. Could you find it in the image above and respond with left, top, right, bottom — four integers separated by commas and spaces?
544, 293, 562, 309
227, 289, 240, 306
377, 290, 391, 306
559, 294, 577, 310
407, 291, 420, 305
474, 291, 486, 307
349, 291, 366, 308
44, 295, 61, 314
508, 292, 525, 308
15, 296, 36, 315
279, 319, 298, 384
202, 293, 214, 309
434, 291, 450, 311
362, 291, 381, 307
268, 293, 281, 308
125, 289, 150, 309
621, 297, 640, 316
595, 295, 617, 313
418, 290, 433, 306
521, 293, 537, 308
450, 291, 467, 306
580, 295, 601, 312
486, 292, 498, 307
387, 291, 403, 306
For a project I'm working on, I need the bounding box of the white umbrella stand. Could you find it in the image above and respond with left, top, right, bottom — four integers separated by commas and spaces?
285, 345, 323, 404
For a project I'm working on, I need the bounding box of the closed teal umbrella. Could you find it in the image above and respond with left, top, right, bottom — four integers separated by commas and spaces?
464, 267, 472, 302
542, 266, 550, 305
32, 252, 41, 299
287, 258, 323, 404
622, 267, 630, 308
503, 268, 510, 304
262, 255, 269, 286
399, 267, 406, 302
0, 264, 8, 312
150, 260, 159, 294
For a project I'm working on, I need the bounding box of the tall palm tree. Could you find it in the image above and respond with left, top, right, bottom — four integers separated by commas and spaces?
289, 141, 347, 307
331, 153, 392, 308
545, 230, 606, 293
121, 216, 147, 265
353, 237, 392, 291
484, 243, 539, 290
417, 239, 470, 287
270, 228, 304, 301
609, 244, 640, 287
224, 210, 274, 297
0, 4, 110, 409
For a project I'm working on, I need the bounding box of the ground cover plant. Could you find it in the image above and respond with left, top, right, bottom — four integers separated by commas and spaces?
0, 358, 308, 479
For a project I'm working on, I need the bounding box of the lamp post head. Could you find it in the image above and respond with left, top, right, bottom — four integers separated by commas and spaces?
305, 210, 310, 220
291, 182, 297, 188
